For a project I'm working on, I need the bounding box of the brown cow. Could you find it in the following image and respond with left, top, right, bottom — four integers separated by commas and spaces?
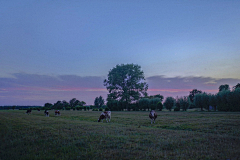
149, 110, 157, 124
26, 109, 32, 115
55, 110, 61, 116
98, 111, 111, 122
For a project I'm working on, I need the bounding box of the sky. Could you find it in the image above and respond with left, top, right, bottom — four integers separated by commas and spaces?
0, 0, 240, 106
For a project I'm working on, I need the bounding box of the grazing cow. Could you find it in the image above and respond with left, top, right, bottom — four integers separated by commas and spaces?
98, 111, 111, 122
149, 110, 157, 124
44, 110, 49, 117
55, 110, 61, 116
26, 109, 32, 115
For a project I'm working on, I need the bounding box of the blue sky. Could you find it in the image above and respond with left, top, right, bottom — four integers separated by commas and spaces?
1, 1, 240, 105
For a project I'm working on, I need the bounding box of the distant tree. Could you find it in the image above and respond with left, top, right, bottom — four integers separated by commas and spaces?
139, 98, 149, 111
218, 84, 230, 92
201, 93, 210, 111
209, 94, 217, 111
79, 101, 86, 106
148, 94, 164, 102
94, 96, 105, 108
216, 89, 231, 111
94, 97, 99, 108
69, 98, 80, 109
104, 64, 148, 110
233, 83, 240, 90
149, 98, 161, 110
189, 89, 202, 103
98, 96, 105, 108
44, 103, 53, 109
157, 101, 163, 111
164, 97, 175, 111
194, 94, 202, 110
179, 96, 189, 111
175, 97, 181, 111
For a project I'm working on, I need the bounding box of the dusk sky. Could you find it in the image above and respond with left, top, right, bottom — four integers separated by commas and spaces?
1, 1, 240, 106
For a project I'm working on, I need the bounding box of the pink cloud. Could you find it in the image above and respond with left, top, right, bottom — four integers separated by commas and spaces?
0, 73, 239, 105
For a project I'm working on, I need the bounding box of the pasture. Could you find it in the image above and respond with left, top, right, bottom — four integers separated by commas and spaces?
0, 110, 240, 160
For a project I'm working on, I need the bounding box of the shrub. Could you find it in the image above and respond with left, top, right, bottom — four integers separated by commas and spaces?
174, 107, 180, 111
99, 108, 103, 111
105, 107, 110, 111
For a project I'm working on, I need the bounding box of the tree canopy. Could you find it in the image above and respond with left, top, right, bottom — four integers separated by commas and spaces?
218, 84, 230, 92
189, 89, 202, 103
104, 64, 148, 109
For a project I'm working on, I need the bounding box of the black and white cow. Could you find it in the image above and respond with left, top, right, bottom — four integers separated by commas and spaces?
149, 110, 157, 124
26, 109, 32, 115
98, 111, 111, 122
44, 110, 49, 117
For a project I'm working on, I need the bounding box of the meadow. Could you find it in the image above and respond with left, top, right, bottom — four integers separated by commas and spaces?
0, 110, 240, 160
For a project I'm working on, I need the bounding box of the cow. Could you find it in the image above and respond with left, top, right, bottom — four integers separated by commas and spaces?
149, 110, 157, 124
55, 110, 61, 116
44, 110, 49, 117
26, 109, 32, 115
98, 111, 111, 122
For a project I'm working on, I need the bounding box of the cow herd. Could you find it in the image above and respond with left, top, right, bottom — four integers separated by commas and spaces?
26, 109, 60, 117
26, 109, 158, 124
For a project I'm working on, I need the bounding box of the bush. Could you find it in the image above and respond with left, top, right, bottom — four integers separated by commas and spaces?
105, 107, 110, 111
92, 108, 98, 111
99, 108, 103, 111
84, 106, 86, 111
174, 107, 180, 111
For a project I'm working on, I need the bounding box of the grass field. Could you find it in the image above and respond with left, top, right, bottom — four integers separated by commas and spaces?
0, 110, 240, 160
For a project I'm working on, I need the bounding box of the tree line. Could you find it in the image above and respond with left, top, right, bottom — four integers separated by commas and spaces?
103, 64, 240, 112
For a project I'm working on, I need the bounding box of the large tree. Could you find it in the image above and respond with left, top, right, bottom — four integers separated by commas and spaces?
104, 64, 148, 109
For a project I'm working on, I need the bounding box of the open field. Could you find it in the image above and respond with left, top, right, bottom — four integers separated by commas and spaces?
0, 110, 240, 160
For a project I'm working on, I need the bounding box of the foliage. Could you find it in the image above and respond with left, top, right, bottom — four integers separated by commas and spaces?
163, 97, 175, 111
94, 96, 105, 108
157, 101, 163, 111
218, 84, 230, 92
233, 83, 240, 90
149, 98, 161, 110
104, 64, 148, 110
209, 94, 217, 111
216, 88, 240, 111
138, 98, 150, 111
174, 107, 180, 111
189, 89, 202, 103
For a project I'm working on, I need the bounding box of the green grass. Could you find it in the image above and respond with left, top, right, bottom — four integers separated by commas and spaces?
0, 110, 240, 159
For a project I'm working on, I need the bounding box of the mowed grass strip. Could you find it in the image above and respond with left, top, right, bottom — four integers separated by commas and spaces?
0, 110, 240, 160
